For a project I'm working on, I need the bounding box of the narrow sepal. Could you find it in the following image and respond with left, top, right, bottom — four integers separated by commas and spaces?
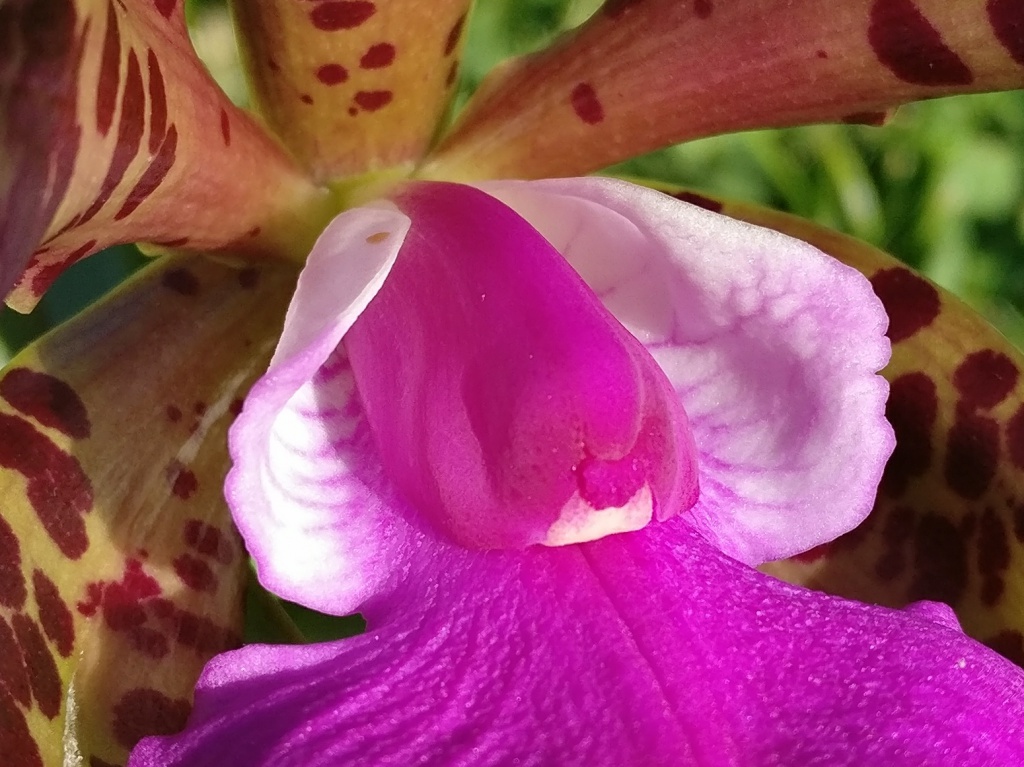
642, 187, 1024, 668
0, 0, 326, 312
424, 0, 1024, 180
0, 253, 295, 765
230, 0, 472, 181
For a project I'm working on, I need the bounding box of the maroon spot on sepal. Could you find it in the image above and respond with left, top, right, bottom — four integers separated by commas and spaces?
1015, 503, 1024, 542
299, 93, 314, 105
570, 82, 604, 125
0, 516, 26, 609
220, 108, 231, 146
953, 349, 1019, 410
360, 42, 395, 68
978, 508, 1011, 606
229, 397, 245, 417
95, 3, 121, 136
147, 50, 168, 153
445, 60, 459, 88
693, 0, 712, 18
0, 415, 92, 559
816, 49, 828, 59
112, 688, 191, 749
987, 0, 1024, 66
32, 570, 74, 657
672, 190, 724, 213
13, 614, 61, 719
161, 267, 200, 296
910, 512, 968, 605
309, 1, 376, 31
167, 461, 198, 500
444, 13, 465, 55
0, 368, 91, 438
152, 237, 190, 248
172, 554, 216, 592
868, 0, 973, 86
0, 615, 32, 707
114, 124, 178, 220
869, 267, 940, 343
1006, 403, 1024, 469
184, 519, 234, 564
154, 0, 176, 18
165, 404, 182, 422
944, 406, 1000, 499
315, 63, 348, 85
880, 372, 938, 497
0, 685, 42, 767
354, 90, 393, 111
31, 239, 97, 297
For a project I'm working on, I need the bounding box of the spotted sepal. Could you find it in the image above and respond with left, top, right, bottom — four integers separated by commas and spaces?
0, 0, 327, 312
424, 0, 1024, 181
633, 185, 1024, 669
230, 0, 471, 183
0, 254, 296, 765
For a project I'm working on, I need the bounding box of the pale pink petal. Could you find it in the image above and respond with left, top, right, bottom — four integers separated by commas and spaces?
482, 178, 893, 565
226, 204, 413, 615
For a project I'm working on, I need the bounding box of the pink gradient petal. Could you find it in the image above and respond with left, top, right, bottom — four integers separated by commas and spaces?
481, 178, 893, 565
345, 183, 697, 550
226, 203, 414, 615
128, 520, 1024, 767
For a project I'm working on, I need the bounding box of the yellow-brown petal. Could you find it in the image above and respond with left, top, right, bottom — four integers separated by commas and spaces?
1, 0, 328, 312
231, 0, 472, 183
424, 0, 1024, 181
636, 186, 1024, 669
0, 253, 296, 765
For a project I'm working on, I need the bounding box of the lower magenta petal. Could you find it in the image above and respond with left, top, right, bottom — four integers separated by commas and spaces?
127, 520, 1024, 767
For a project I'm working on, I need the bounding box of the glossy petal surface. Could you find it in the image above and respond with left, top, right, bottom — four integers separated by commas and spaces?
128, 517, 1024, 767
231, 0, 471, 180
0, 254, 295, 765
484, 178, 893, 564
0, 0, 327, 311
425, 0, 1024, 180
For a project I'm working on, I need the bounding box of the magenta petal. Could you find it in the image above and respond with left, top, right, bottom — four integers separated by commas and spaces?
482, 178, 894, 565
346, 183, 697, 550
226, 203, 414, 614
128, 520, 1024, 767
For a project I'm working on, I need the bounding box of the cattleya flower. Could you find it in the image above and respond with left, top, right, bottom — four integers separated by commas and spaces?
0, 0, 1023, 765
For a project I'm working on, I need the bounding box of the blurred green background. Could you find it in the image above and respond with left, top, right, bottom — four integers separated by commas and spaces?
3, 0, 1023, 362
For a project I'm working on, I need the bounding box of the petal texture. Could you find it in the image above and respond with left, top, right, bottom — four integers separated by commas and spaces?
227, 203, 414, 615
483, 178, 893, 565
128, 518, 1024, 767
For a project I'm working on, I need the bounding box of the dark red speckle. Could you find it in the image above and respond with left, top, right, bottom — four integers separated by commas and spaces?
154, 0, 176, 18
880, 372, 938, 497
154, 237, 190, 248
0, 415, 92, 559
220, 108, 231, 145
868, 0, 973, 86
95, 3, 121, 136
184, 519, 234, 564
348, 106, 358, 116
360, 42, 395, 68
112, 688, 191, 748
444, 14, 466, 56
672, 190, 723, 213
944, 406, 1000, 499
114, 122, 177, 222
165, 404, 182, 422
193, 401, 207, 416
816, 49, 828, 59
0, 368, 91, 438
1006, 402, 1024, 469
869, 267, 940, 343
229, 397, 245, 417
987, 0, 1024, 66
693, 0, 712, 18
445, 60, 459, 88
300, 93, 314, 105
238, 267, 259, 289
162, 266, 199, 296
173, 554, 216, 592
954, 349, 1019, 410
33, 570, 74, 657
570, 82, 604, 125
147, 50, 167, 153
910, 512, 968, 605
0, 515, 26, 609
13, 614, 61, 719
0, 615, 32, 706
316, 63, 348, 85
168, 461, 198, 500
310, 1, 376, 31
354, 90, 393, 111
978, 508, 1010, 605
0, 686, 42, 767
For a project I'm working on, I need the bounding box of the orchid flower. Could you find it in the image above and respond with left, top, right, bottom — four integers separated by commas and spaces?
1, 1, 1024, 765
